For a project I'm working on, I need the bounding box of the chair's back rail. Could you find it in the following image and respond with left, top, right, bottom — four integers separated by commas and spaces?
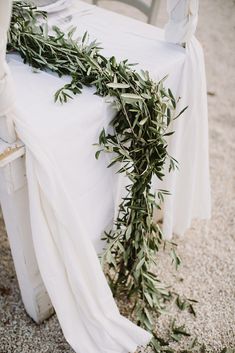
93, 0, 160, 25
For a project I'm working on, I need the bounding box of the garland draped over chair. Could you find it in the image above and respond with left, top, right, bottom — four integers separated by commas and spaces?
0, 0, 200, 146
0, 1, 211, 353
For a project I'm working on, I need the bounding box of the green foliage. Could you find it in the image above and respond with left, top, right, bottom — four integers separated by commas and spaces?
171, 320, 191, 342
8, 3, 191, 351
175, 295, 198, 317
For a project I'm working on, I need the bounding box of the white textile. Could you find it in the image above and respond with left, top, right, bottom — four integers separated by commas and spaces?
7, 0, 210, 351
159, 37, 211, 237
165, 0, 199, 44
10, 59, 152, 353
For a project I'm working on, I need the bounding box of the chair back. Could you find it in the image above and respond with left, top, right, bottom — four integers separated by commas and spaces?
92, 0, 199, 45
165, 0, 199, 45
92, 0, 160, 25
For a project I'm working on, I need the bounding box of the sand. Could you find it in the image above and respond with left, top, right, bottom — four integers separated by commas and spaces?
0, 0, 234, 352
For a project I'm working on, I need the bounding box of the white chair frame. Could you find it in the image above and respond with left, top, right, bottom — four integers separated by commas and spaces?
92, 0, 161, 25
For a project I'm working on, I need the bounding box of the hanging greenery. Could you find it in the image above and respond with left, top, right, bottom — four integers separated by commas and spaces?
8, 2, 191, 352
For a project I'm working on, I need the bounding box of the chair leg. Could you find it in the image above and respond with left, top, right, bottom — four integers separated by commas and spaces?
0, 156, 54, 323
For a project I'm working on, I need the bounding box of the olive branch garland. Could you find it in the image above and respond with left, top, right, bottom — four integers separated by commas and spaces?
7, 3, 194, 351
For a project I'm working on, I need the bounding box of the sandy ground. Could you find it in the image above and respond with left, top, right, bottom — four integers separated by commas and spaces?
0, 1, 235, 352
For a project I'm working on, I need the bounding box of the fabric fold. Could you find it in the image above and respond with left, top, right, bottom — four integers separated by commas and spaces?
12, 78, 152, 351
23, 145, 152, 353
158, 37, 211, 238
7, 3, 210, 350
165, 0, 199, 44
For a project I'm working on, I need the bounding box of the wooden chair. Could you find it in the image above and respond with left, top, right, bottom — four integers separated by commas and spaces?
92, 0, 161, 25
0, 0, 199, 323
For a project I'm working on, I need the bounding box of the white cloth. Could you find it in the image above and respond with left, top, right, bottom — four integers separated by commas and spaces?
7, 0, 210, 351
165, 0, 199, 44
10, 59, 152, 353
159, 37, 211, 237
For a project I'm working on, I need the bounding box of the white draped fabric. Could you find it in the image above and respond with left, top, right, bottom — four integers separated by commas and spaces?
165, 0, 199, 44
158, 37, 211, 237
161, 0, 210, 236
9, 57, 152, 353
1, 0, 210, 352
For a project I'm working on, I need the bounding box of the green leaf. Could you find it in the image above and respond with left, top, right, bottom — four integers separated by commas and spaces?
171, 248, 181, 270
141, 93, 152, 99
144, 307, 153, 325
144, 291, 153, 308
68, 26, 76, 39
139, 117, 148, 125
106, 82, 130, 89
121, 93, 143, 102
171, 333, 181, 342
168, 88, 176, 108
188, 304, 196, 317
125, 224, 132, 240
95, 150, 102, 159
82, 31, 88, 44
174, 106, 188, 120
136, 257, 145, 271
164, 131, 174, 136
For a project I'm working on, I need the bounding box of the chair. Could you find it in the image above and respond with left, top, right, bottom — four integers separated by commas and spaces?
0, 0, 200, 323
92, 0, 160, 25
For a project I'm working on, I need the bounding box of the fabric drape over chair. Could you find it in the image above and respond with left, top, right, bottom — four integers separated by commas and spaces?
157, 37, 211, 237
0, 1, 211, 352
10, 58, 152, 353
165, 0, 199, 44
158, 0, 211, 237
